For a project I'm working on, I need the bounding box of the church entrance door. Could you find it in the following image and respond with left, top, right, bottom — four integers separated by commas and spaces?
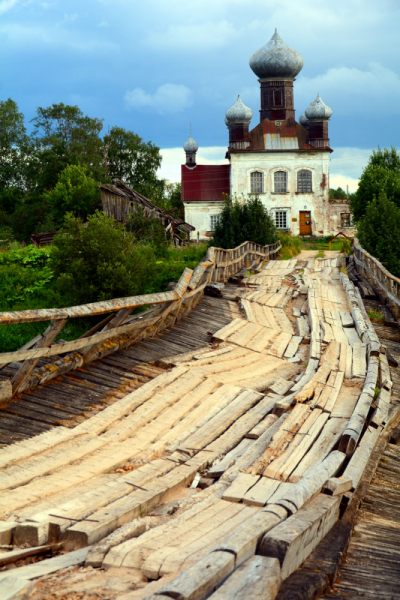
299, 211, 312, 235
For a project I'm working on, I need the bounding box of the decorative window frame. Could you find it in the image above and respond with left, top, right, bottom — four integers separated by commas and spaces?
295, 168, 313, 194
270, 167, 290, 194
247, 169, 266, 195
340, 212, 352, 228
270, 207, 290, 230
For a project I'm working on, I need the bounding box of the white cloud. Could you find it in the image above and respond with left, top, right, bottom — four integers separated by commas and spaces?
124, 84, 193, 115
0, 0, 19, 14
146, 20, 237, 51
296, 63, 400, 115
97, 20, 109, 28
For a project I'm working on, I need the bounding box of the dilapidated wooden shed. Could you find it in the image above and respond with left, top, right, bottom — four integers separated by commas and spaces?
100, 180, 195, 245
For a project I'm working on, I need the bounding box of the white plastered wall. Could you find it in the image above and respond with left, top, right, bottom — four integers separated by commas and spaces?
184, 201, 225, 240
230, 150, 332, 235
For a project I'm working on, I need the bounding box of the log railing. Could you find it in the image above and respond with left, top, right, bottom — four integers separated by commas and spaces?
353, 240, 400, 319
0, 240, 281, 403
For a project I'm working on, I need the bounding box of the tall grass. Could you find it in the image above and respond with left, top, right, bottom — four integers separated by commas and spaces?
278, 232, 302, 260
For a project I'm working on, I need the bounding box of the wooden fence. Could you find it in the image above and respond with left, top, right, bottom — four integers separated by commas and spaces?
353, 241, 400, 319
0, 240, 281, 403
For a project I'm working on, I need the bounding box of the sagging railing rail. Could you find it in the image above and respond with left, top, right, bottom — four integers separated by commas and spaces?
0, 240, 281, 402
352, 240, 400, 319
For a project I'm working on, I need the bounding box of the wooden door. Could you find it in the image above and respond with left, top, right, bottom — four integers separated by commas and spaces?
299, 211, 312, 235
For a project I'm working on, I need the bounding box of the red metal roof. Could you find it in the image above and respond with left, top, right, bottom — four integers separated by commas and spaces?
181, 164, 230, 202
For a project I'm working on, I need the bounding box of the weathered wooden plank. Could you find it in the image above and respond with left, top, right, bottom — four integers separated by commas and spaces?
209, 555, 281, 600
242, 477, 281, 507
289, 417, 348, 483
222, 473, 260, 503
259, 494, 340, 580
156, 550, 235, 600
245, 414, 278, 440
208, 439, 254, 478
275, 451, 345, 514
343, 425, 382, 490
268, 332, 292, 358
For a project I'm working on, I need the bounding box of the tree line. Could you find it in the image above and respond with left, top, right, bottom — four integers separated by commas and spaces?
0, 99, 182, 241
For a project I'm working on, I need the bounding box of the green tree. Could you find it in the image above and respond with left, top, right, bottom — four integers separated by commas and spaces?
350, 147, 400, 223
330, 186, 348, 200
357, 191, 400, 277
212, 195, 278, 249
31, 103, 104, 178
0, 99, 32, 214
103, 126, 162, 197
43, 164, 101, 227
51, 211, 156, 305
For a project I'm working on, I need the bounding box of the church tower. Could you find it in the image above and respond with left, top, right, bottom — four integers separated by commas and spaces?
249, 29, 304, 123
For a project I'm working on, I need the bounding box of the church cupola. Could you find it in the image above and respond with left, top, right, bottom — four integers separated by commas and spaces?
299, 112, 309, 130
305, 93, 332, 148
225, 95, 253, 150
183, 127, 198, 167
249, 29, 303, 123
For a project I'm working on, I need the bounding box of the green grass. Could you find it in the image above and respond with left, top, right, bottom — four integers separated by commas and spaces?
315, 249, 325, 259
0, 242, 209, 352
367, 309, 384, 322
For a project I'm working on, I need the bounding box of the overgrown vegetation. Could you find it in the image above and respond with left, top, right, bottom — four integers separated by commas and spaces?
212, 195, 278, 249
278, 232, 302, 260
0, 233, 208, 352
367, 309, 384, 322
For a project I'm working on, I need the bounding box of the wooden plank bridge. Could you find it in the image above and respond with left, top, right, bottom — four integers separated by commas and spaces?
0, 241, 399, 600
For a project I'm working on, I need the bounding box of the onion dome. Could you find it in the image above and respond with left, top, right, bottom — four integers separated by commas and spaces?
183, 132, 198, 153
299, 112, 308, 127
305, 93, 332, 120
225, 95, 253, 125
249, 28, 304, 79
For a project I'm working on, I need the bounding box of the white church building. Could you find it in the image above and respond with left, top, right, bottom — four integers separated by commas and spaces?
181, 30, 353, 239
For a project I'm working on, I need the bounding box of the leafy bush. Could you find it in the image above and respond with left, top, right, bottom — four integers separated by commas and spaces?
212, 196, 278, 249
357, 191, 400, 277
43, 163, 101, 227
51, 210, 157, 305
340, 239, 352, 255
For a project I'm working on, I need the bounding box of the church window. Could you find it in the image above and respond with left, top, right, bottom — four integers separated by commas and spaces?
274, 171, 287, 193
250, 171, 263, 194
274, 210, 289, 229
210, 214, 220, 230
340, 213, 351, 228
273, 90, 283, 106
297, 170, 312, 193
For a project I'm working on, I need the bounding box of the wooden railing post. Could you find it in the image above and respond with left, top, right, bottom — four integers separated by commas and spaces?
12, 317, 68, 396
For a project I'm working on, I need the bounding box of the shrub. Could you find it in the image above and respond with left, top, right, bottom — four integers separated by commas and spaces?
125, 205, 167, 252
212, 196, 278, 249
43, 163, 101, 227
51, 210, 156, 305
340, 239, 352, 255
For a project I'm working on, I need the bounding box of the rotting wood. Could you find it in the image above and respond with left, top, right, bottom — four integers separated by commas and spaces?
209, 555, 281, 600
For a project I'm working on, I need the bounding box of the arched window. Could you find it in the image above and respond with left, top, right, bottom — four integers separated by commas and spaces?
250, 171, 263, 194
297, 170, 312, 193
274, 171, 287, 193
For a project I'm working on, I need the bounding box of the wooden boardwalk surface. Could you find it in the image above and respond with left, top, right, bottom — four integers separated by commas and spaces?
0, 292, 239, 446
0, 253, 399, 600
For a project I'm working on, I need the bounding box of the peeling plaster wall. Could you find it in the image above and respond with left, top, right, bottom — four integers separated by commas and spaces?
230, 150, 332, 235
184, 201, 224, 240
327, 202, 355, 237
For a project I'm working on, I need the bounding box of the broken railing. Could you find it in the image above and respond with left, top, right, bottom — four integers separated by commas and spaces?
353, 240, 400, 319
0, 240, 281, 402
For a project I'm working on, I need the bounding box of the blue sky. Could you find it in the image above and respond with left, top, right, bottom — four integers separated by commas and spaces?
1, 0, 399, 190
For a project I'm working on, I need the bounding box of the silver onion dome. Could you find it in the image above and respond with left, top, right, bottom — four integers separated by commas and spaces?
249, 28, 304, 80
183, 132, 198, 153
299, 112, 308, 127
225, 95, 253, 125
305, 93, 332, 120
